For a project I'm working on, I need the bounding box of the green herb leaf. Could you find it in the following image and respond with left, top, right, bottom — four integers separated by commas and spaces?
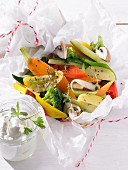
20, 112, 28, 116
51, 71, 56, 77
24, 127, 32, 135
16, 102, 20, 114
90, 35, 104, 52
11, 107, 19, 117
33, 116, 45, 129
11, 107, 16, 115
10, 102, 45, 136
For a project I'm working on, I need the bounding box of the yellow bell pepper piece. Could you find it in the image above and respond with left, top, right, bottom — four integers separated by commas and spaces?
82, 41, 92, 50
35, 93, 68, 119
13, 83, 27, 94
14, 83, 68, 119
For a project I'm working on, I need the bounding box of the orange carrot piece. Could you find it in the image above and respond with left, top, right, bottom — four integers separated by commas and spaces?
20, 47, 70, 94
20, 47, 54, 76
66, 76, 97, 83
56, 75, 68, 93
96, 81, 114, 96
28, 58, 54, 76
69, 89, 76, 99
81, 76, 98, 83
56, 75, 76, 99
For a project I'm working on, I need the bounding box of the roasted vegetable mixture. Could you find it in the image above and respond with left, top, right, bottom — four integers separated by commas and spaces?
13, 36, 118, 120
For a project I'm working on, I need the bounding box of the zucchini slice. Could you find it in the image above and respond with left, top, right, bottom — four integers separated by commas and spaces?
85, 66, 116, 81
70, 39, 106, 63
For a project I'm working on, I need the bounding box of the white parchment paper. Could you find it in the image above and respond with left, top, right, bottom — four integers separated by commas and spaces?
0, 0, 128, 167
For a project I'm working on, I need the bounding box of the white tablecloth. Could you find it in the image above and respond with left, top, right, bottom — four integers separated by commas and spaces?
1, 0, 128, 169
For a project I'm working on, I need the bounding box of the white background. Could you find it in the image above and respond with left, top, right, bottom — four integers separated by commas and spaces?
56, 0, 128, 31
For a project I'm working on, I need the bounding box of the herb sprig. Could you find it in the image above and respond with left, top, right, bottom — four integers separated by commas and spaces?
11, 102, 45, 135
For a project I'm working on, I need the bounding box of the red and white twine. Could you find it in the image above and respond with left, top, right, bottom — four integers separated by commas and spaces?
0, 30, 13, 39
76, 115, 128, 167
6, 20, 39, 52
0, 0, 39, 52
76, 120, 102, 167
18, 0, 21, 5
29, 0, 38, 16
18, 0, 38, 16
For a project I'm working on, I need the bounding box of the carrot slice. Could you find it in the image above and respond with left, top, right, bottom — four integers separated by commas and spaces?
69, 89, 76, 99
20, 47, 54, 76
81, 76, 98, 83
56, 75, 69, 93
20, 47, 72, 95
28, 58, 54, 76
96, 81, 114, 96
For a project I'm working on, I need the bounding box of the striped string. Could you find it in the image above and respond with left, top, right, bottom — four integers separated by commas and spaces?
76, 120, 102, 167
6, 20, 39, 52
76, 115, 128, 167
0, 0, 39, 51
0, 30, 13, 38
18, 0, 21, 5
29, 0, 39, 16
5, 23, 21, 52
82, 115, 128, 128
18, 0, 39, 16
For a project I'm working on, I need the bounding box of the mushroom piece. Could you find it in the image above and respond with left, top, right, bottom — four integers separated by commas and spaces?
63, 102, 81, 119
70, 79, 99, 91
53, 41, 67, 59
96, 47, 111, 62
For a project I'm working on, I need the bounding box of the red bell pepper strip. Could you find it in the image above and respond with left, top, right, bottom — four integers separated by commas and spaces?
106, 82, 118, 99
64, 65, 87, 79
26, 90, 35, 98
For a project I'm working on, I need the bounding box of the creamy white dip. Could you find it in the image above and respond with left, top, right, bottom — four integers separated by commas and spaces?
0, 110, 35, 141
0, 112, 24, 141
0, 100, 38, 161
